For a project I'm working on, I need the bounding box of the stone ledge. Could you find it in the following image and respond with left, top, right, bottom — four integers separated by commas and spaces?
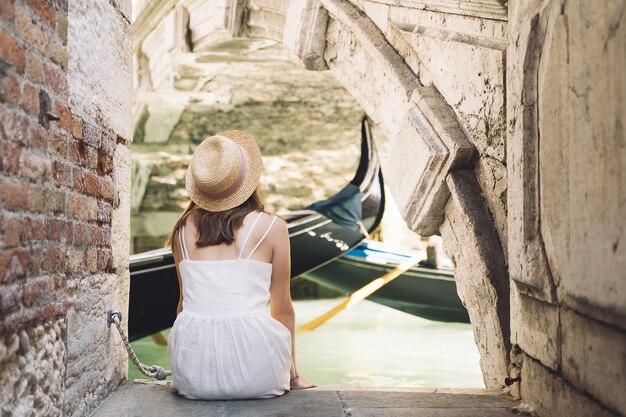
92, 381, 523, 417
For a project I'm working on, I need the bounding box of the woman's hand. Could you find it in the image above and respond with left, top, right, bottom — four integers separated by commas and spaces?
290, 375, 318, 390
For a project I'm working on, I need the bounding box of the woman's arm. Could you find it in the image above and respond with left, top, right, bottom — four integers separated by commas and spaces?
268, 217, 296, 376
268, 216, 316, 389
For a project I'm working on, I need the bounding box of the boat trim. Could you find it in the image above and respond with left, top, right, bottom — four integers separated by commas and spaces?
289, 219, 333, 237
286, 214, 323, 229
333, 257, 456, 281
132, 264, 175, 276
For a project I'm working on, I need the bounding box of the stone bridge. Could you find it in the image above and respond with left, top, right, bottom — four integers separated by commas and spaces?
0, 0, 624, 416
135, 1, 510, 389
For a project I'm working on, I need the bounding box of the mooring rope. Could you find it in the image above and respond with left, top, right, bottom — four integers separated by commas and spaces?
107, 310, 171, 381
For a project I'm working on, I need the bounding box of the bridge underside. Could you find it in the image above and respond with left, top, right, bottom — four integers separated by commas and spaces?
132, 2, 626, 416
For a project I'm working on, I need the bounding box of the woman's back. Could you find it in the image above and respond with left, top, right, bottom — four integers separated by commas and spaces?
168, 211, 293, 400
179, 210, 278, 264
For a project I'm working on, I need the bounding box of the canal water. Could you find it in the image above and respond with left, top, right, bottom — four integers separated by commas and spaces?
129, 298, 483, 388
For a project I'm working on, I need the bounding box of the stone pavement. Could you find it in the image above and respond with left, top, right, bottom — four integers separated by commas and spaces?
92, 381, 528, 417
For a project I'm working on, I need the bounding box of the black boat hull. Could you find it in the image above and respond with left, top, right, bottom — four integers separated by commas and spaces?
301, 241, 470, 323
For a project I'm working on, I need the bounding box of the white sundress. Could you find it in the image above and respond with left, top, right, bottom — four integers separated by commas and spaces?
168, 212, 292, 400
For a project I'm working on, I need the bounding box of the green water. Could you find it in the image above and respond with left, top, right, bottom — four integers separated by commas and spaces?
129, 299, 483, 388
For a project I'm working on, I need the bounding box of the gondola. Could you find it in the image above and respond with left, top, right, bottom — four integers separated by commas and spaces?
128, 116, 385, 340
301, 239, 470, 323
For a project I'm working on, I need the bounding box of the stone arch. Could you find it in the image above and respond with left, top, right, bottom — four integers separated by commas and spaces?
133, 0, 510, 388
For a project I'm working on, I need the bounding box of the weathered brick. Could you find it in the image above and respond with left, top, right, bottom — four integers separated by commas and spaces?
51, 160, 70, 186
72, 167, 83, 191
1, 73, 21, 104
100, 177, 114, 201
100, 132, 115, 156
83, 171, 100, 196
27, 123, 46, 150
47, 218, 67, 241
67, 138, 88, 166
22, 275, 54, 307
24, 0, 55, 29
86, 247, 98, 272
28, 183, 44, 211
0, 28, 26, 73
67, 192, 92, 220
51, 272, 65, 296
40, 300, 68, 320
0, 0, 15, 22
28, 247, 42, 275
97, 151, 113, 175
74, 168, 103, 195
0, 177, 29, 210
0, 109, 28, 143
21, 150, 52, 180
55, 10, 67, 44
25, 50, 44, 83
44, 187, 65, 213
44, 64, 67, 99
70, 114, 82, 139
47, 132, 67, 157
64, 247, 84, 273
86, 196, 98, 221
47, 39, 67, 70
22, 216, 46, 242
0, 282, 23, 315
70, 223, 87, 246
16, 7, 49, 53
22, 83, 39, 114
82, 123, 101, 148
42, 246, 63, 271
100, 225, 111, 246
51, 99, 71, 133
87, 146, 98, 169
97, 200, 112, 223
88, 224, 102, 246
1, 141, 21, 174
1, 216, 21, 247
0, 247, 28, 282
97, 248, 112, 271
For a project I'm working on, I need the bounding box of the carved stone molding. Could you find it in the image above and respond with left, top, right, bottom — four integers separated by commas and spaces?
507, 7, 557, 302
354, 0, 508, 21
283, 0, 330, 70
321, 0, 476, 235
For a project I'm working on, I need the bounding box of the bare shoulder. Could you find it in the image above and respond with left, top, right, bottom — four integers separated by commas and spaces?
267, 213, 289, 242
270, 213, 288, 232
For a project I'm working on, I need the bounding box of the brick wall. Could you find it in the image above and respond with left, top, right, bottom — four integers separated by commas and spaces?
0, 0, 131, 415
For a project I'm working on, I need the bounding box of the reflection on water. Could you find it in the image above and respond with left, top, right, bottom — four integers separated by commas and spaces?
128, 299, 483, 388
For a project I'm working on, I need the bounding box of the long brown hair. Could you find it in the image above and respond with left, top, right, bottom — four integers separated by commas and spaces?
165, 188, 265, 248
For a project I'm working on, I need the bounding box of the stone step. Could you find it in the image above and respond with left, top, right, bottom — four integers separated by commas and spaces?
92, 381, 526, 417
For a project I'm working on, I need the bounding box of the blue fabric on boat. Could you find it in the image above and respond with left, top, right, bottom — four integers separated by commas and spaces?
306, 183, 362, 230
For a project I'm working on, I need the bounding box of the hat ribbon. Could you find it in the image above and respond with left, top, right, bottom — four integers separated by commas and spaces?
204, 145, 248, 199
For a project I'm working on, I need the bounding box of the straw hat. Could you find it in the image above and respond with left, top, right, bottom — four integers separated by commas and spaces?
185, 131, 263, 212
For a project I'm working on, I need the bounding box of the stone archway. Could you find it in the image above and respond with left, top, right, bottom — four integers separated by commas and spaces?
2, 0, 623, 415
133, 0, 511, 389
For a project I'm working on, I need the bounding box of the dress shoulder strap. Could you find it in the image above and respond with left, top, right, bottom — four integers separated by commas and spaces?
245, 215, 277, 260
238, 212, 264, 259
178, 224, 189, 260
